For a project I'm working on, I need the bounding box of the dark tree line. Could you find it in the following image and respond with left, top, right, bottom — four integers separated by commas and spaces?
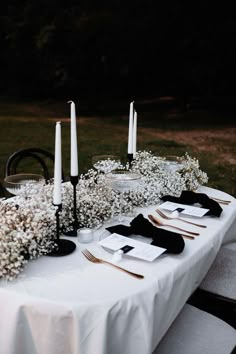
1, 0, 236, 101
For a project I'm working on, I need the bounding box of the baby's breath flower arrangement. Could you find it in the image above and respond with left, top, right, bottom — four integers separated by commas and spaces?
67, 169, 117, 229
0, 190, 55, 280
130, 151, 208, 205
180, 153, 208, 191
0, 182, 75, 280
0, 150, 208, 280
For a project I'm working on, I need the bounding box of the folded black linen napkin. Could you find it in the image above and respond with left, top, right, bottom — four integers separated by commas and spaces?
106, 214, 185, 254
161, 191, 222, 217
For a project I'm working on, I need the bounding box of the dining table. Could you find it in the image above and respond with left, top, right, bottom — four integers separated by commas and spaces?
0, 186, 235, 354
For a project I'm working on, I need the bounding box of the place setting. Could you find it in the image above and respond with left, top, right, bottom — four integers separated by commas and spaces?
90, 186, 227, 278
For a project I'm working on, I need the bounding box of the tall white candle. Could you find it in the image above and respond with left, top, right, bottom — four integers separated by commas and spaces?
133, 110, 137, 157
53, 122, 62, 205
128, 101, 134, 154
68, 100, 78, 176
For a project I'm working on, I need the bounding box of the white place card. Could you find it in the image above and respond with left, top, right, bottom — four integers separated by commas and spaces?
99, 233, 166, 262
159, 201, 209, 217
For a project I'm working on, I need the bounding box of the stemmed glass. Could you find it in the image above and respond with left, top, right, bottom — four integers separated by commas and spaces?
162, 156, 184, 172
4, 173, 45, 198
92, 155, 121, 174
106, 170, 141, 222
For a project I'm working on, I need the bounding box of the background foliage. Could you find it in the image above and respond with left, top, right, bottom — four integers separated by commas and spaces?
1, 1, 236, 101
0, 2, 235, 197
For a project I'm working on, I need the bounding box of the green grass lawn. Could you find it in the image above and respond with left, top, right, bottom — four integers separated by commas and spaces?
0, 99, 235, 196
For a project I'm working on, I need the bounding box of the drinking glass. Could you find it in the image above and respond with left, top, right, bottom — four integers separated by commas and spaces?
106, 170, 141, 222
162, 156, 184, 172
92, 155, 121, 174
4, 173, 45, 198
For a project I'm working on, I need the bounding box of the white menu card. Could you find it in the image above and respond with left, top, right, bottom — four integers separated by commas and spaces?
159, 201, 209, 217
99, 233, 166, 262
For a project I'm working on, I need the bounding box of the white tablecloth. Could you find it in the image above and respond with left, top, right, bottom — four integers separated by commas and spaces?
0, 186, 236, 354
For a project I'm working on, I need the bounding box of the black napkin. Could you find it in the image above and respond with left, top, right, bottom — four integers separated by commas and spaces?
161, 191, 222, 217
106, 214, 185, 254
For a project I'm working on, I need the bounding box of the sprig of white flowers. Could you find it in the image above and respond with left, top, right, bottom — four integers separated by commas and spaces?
130, 151, 208, 205
0, 151, 208, 280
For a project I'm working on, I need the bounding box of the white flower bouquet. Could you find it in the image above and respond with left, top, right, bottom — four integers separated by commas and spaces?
0, 151, 208, 280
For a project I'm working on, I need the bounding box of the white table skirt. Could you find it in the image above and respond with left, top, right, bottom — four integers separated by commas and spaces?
0, 186, 236, 354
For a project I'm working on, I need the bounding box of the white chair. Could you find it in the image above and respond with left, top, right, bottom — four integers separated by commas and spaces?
198, 243, 236, 303
153, 304, 236, 354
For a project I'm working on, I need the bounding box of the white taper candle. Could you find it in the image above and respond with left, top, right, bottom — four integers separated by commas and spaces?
133, 110, 137, 157
68, 100, 78, 176
53, 122, 62, 205
127, 101, 134, 154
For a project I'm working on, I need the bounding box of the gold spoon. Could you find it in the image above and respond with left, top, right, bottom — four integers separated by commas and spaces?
148, 214, 200, 236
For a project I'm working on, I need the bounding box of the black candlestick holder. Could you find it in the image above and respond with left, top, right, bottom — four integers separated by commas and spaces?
47, 204, 76, 257
64, 175, 79, 237
127, 153, 134, 169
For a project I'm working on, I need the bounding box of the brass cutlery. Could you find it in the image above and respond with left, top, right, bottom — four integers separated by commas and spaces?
82, 249, 144, 279
148, 215, 195, 240
194, 191, 231, 205
148, 214, 199, 236
178, 234, 195, 240
210, 196, 231, 205
156, 209, 207, 228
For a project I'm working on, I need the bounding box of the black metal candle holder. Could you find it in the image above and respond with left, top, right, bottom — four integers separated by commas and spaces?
47, 204, 76, 257
64, 175, 79, 237
127, 153, 134, 169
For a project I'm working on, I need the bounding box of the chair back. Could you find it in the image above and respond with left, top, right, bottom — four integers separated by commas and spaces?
5, 148, 65, 182
0, 181, 6, 198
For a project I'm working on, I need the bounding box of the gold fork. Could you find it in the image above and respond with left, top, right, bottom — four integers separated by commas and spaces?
82, 249, 144, 279
148, 214, 200, 236
156, 209, 207, 228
